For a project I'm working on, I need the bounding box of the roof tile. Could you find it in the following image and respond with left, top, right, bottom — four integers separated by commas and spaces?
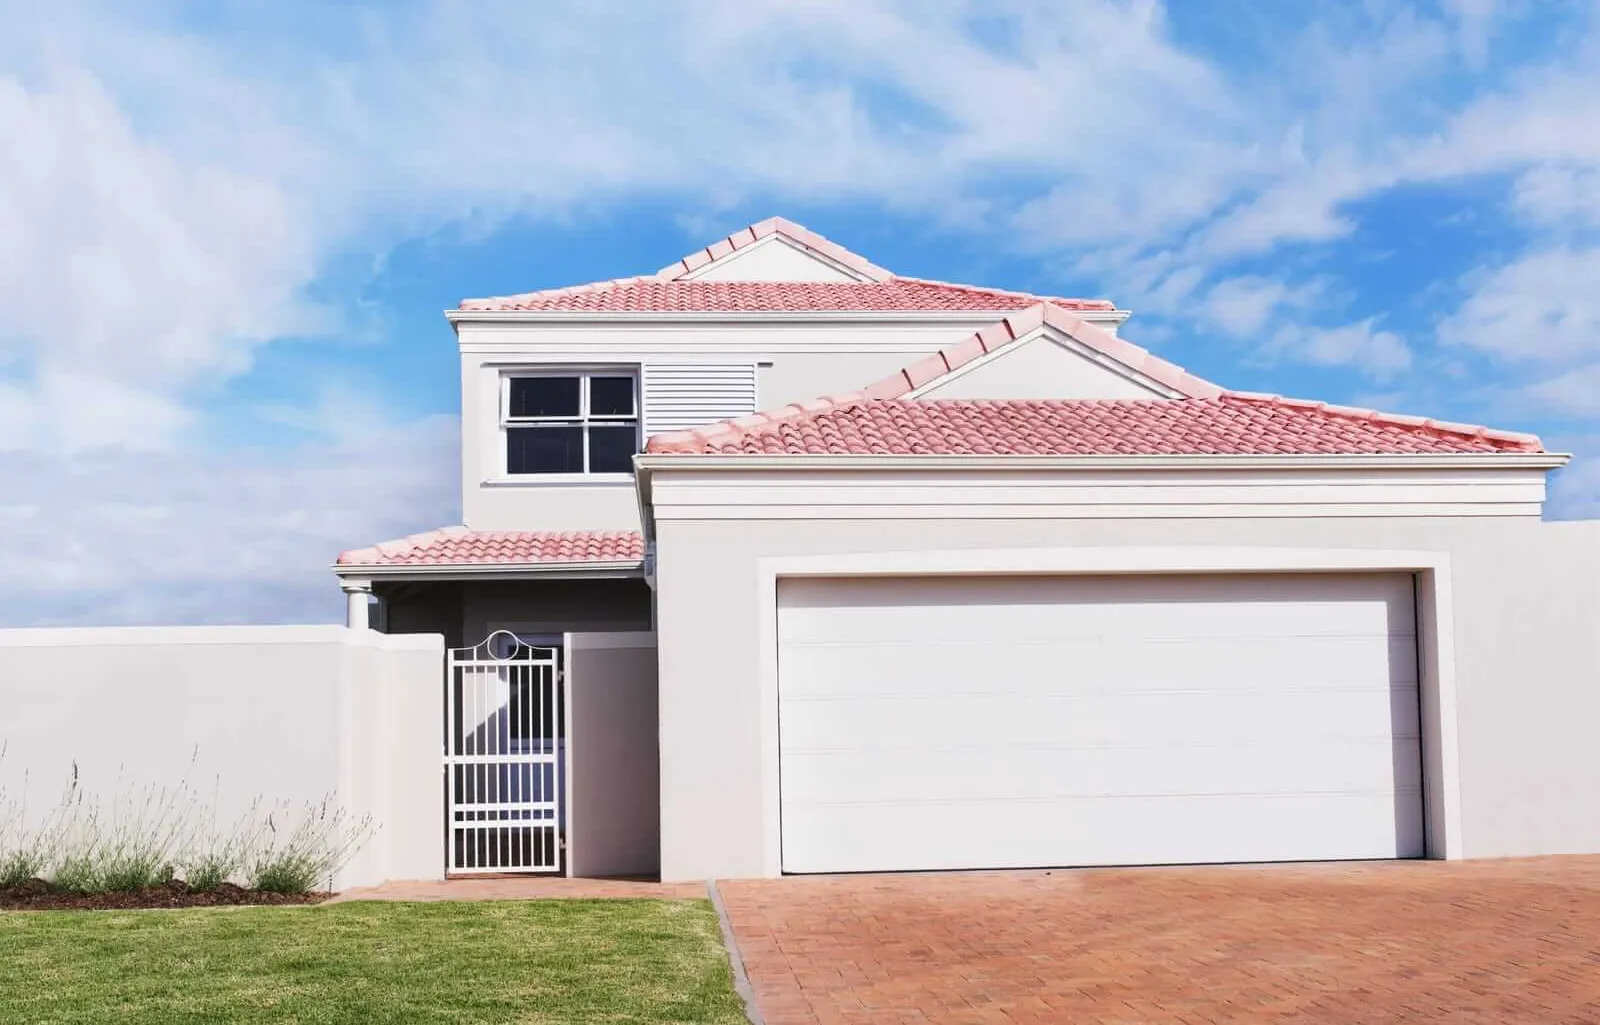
337, 529, 644, 568
458, 278, 1118, 314
644, 396, 1544, 457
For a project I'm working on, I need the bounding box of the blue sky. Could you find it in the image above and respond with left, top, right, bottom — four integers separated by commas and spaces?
1, 0, 1598, 625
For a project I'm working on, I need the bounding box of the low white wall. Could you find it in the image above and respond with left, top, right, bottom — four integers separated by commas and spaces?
565, 632, 660, 879
0, 625, 444, 890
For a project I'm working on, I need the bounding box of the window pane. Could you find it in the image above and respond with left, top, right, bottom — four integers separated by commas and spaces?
590, 376, 635, 417
507, 426, 582, 474
508, 377, 579, 418
588, 424, 638, 473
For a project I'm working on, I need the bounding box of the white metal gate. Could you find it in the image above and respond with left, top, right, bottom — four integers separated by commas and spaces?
445, 632, 563, 874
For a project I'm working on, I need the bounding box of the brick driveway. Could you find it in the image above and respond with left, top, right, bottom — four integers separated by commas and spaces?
717, 856, 1600, 1024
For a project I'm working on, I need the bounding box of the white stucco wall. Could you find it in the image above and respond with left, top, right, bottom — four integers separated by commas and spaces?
454, 315, 1132, 531
917, 333, 1169, 400
648, 471, 1600, 881
0, 625, 444, 889
686, 237, 860, 281
458, 321, 973, 530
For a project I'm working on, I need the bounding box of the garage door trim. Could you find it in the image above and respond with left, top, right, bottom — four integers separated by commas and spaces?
752, 546, 1462, 877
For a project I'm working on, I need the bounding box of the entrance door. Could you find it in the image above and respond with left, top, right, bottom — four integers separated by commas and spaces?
445, 632, 564, 873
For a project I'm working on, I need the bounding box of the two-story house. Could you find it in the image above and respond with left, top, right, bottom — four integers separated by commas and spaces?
334, 217, 1597, 886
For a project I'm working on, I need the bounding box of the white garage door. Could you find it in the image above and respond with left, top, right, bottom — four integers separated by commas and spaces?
777, 573, 1424, 874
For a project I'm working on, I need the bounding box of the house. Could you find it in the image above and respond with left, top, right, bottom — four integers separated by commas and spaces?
334, 217, 1600, 884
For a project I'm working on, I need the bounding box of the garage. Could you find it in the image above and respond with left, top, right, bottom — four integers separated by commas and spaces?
777, 572, 1425, 874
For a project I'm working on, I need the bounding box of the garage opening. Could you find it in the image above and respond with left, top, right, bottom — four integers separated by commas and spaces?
776, 572, 1424, 874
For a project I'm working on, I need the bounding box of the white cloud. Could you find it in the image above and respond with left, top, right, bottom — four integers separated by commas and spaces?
0, 68, 325, 451
1200, 276, 1322, 336
1523, 364, 1600, 418
1443, 0, 1504, 68
1438, 247, 1600, 362
1273, 319, 1413, 376
1511, 165, 1600, 227
1190, 170, 1370, 262
0, 414, 457, 625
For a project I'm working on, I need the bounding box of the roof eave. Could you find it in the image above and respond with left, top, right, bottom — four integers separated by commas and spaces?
444, 308, 1132, 325
635, 452, 1570, 472
330, 560, 646, 582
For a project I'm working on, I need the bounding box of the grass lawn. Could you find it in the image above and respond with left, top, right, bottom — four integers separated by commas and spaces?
0, 899, 746, 1024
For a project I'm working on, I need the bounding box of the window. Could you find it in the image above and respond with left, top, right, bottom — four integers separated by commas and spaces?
502, 370, 639, 475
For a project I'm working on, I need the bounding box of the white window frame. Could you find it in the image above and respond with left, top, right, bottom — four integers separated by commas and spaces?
500, 367, 640, 479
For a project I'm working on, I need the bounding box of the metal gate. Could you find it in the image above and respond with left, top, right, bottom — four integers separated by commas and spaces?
445, 632, 563, 874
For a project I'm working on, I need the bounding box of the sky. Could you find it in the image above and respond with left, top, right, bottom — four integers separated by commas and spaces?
1, 0, 1598, 626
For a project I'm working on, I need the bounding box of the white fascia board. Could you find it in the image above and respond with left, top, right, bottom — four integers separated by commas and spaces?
330, 561, 645, 582
634, 452, 1571, 473
445, 308, 1132, 326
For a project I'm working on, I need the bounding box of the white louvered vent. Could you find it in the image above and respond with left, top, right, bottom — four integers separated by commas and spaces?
642, 362, 759, 436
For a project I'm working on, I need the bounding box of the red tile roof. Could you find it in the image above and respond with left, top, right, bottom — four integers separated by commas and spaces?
459, 214, 1116, 313
337, 528, 644, 568
656, 215, 894, 281
859, 303, 1221, 401
644, 395, 1544, 457
457, 277, 1117, 314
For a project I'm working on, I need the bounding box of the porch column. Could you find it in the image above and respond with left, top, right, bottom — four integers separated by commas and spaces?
341, 578, 374, 630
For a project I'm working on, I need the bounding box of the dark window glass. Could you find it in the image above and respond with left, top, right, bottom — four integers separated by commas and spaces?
507, 425, 582, 474
508, 376, 579, 418
589, 376, 635, 417
588, 425, 638, 473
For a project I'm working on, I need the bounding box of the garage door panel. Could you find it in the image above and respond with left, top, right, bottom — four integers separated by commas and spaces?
781, 634, 1417, 700
780, 687, 1420, 750
780, 574, 1416, 645
778, 573, 1425, 873
780, 790, 1426, 874
782, 601, 1408, 644
781, 738, 1424, 804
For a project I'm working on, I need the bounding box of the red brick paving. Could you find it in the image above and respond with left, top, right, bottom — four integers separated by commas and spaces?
718, 857, 1600, 1025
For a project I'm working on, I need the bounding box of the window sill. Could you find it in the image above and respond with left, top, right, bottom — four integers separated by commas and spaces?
481, 474, 636, 488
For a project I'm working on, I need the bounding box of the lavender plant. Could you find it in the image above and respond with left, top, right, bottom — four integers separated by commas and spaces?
247, 797, 376, 894
0, 750, 69, 889
179, 794, 266, 892
3, 748, 375, 896
50, 771, 198, 893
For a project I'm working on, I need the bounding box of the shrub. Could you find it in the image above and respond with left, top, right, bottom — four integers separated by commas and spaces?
0, 789, 46, 887
47, 776, 196, 893
0, 850, 44, 890
247, 798, 376, 894
181, 852, 236, 893
0, 750, 68, 889
179, 797, 265, 892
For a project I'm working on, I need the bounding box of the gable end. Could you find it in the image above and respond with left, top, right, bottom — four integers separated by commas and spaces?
657, 216, 892, 282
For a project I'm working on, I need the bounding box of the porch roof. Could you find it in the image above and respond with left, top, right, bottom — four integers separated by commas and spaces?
335, 527, 644, 577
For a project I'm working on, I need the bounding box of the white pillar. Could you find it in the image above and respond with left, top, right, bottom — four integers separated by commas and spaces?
341, 578, 373, 630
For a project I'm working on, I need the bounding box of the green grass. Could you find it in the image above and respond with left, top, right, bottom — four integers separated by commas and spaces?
0, 899, 747, 1024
